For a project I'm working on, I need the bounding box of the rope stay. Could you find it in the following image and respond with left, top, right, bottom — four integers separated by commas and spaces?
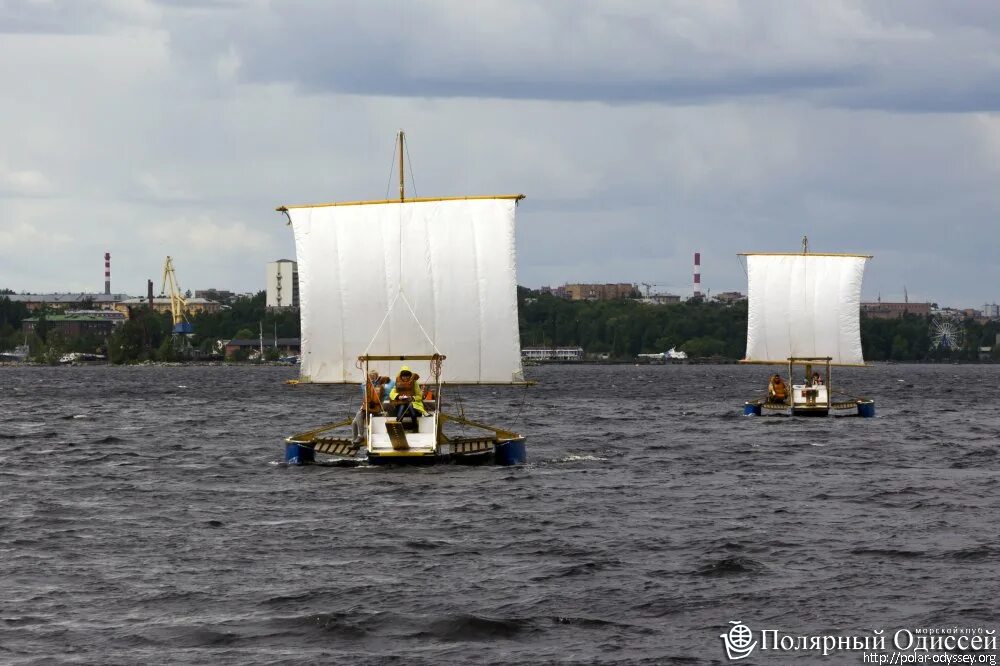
384, 135, 399, 200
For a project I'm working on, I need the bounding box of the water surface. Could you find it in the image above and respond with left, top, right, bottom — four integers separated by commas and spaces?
1, 364, 998, 664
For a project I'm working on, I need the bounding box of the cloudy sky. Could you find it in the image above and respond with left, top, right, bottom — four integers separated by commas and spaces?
2, 0, 999, 306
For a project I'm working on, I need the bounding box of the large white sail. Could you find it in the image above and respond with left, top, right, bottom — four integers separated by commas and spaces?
743, 254, 868, 366
286, 197, 524, 383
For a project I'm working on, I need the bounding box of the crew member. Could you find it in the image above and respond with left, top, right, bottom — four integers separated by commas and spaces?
767, 374, 788, 404
811, 372, 824, 386
352, 370, 388, 444
390, 365, 426, 430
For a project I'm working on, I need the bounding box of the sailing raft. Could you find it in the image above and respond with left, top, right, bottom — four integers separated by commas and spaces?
279, 131, 529, 465
739, 243, 876, 417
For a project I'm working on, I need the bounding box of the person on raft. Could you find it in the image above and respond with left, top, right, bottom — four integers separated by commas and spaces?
390, 365, 427, 431
767, 374, 788, 404
352, 370, 389, 444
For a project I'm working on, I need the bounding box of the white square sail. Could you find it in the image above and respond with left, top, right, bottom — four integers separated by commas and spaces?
743, 254, 869, 366
287, 197, 524, 383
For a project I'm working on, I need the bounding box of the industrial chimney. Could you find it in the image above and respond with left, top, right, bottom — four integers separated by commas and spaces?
147, 279, 154, 308
693, 252, 701, 298
104, 252, 111, 295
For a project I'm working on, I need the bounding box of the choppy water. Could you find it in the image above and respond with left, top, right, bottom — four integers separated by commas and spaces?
1, 364, 998, 665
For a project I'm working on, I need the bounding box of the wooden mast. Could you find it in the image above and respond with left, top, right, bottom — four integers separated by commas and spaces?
398, 130, 405, 201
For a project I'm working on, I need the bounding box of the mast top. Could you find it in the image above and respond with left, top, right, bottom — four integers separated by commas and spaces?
398, 130, 405, 202
802, 235, 809, 253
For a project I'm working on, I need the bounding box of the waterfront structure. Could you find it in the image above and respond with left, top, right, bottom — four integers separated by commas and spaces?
266, 260, 299, 308
562, 283, 637, 301
21, 313, 123, 338
641, 293, 682, 305
539, 285, 570, 299
195, 289, 236, 304
4, 293, 131, 311
521, 347, 584, 361
115, 296, 222, 316
714, 291, 746, 304
224, 337, 301, 358
861, 301, 931, 319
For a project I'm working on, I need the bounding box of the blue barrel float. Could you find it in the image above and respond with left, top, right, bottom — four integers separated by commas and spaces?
856, 400, 876, 418
495, 438, 527, 465
743, 402, 762, 416
284, 442, 315, 465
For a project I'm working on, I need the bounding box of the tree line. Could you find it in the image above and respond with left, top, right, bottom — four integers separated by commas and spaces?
517, 289, 1000, 362
2, 288, 998, 363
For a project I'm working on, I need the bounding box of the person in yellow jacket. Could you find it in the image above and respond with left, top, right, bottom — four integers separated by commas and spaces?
390, 365, 426, 430
767, 374, 788, 404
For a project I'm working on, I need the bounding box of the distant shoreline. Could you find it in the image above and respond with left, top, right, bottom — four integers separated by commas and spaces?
4, 358, 996, 368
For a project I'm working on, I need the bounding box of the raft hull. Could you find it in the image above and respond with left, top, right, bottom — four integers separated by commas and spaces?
365, 437, 527, 466
743, 399, 875, 417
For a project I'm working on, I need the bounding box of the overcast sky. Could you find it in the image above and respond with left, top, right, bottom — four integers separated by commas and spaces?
2, 0, 999, 307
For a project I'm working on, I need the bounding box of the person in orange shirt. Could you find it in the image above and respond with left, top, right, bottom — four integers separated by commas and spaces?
767, 374, 788, 404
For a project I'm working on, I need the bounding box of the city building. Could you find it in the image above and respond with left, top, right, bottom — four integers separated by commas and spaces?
563, 283, 637, 301
539, 285, 570, 299
714, 291, 746, 304
3, 293, 132, 311
982, 303, 999, 319
114, 296, 222, 317
861, 302, 932, 319
195, 289, 237, 304
21, 313, 123, 338
224, 337, 301, 358
266, 260, 299, 308
641, 293, 682, 305
520, 347, 585, 361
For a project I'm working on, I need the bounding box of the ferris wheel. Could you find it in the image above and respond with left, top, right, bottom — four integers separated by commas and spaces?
931, 317, 964, 351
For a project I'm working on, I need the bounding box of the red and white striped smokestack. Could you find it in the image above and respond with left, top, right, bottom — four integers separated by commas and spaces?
104, 252, 111, 295
693, 252, 701, 297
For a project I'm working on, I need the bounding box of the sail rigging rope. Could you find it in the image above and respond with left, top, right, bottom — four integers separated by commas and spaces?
362, 291, 403, 356
510, 383, 530, 430
405, 138, 417, 198
384, 136, 398, 200
399, 291, 441, 354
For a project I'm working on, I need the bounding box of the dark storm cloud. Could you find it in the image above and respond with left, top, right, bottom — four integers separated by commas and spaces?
4, 1, 1000, 305
156, 0, 1000, 113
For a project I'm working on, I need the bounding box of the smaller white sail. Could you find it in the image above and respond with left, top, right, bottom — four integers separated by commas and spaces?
743, 253, 869, 366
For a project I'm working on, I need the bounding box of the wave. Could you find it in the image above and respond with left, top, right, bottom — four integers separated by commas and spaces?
943, 545, 998, 561
91, 435, 126, 444
531, 559, 619, 581
850, 547, 925, 559
693, 556, 766, 576
418, 613, 534, 641
550, 454, 608, 463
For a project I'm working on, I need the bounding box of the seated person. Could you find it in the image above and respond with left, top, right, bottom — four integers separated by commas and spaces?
811, 372, 824, 386
352, 370, 389, 444
767, 374, 788, 404
389, 365, 426, 431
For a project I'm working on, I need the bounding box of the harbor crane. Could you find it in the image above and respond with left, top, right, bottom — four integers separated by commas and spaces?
161, 256, 193, 334
640, 282, 671, 298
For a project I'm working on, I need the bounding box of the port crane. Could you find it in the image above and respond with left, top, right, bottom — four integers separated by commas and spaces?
161, 256, 194, 334
640, 282, 671, 298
